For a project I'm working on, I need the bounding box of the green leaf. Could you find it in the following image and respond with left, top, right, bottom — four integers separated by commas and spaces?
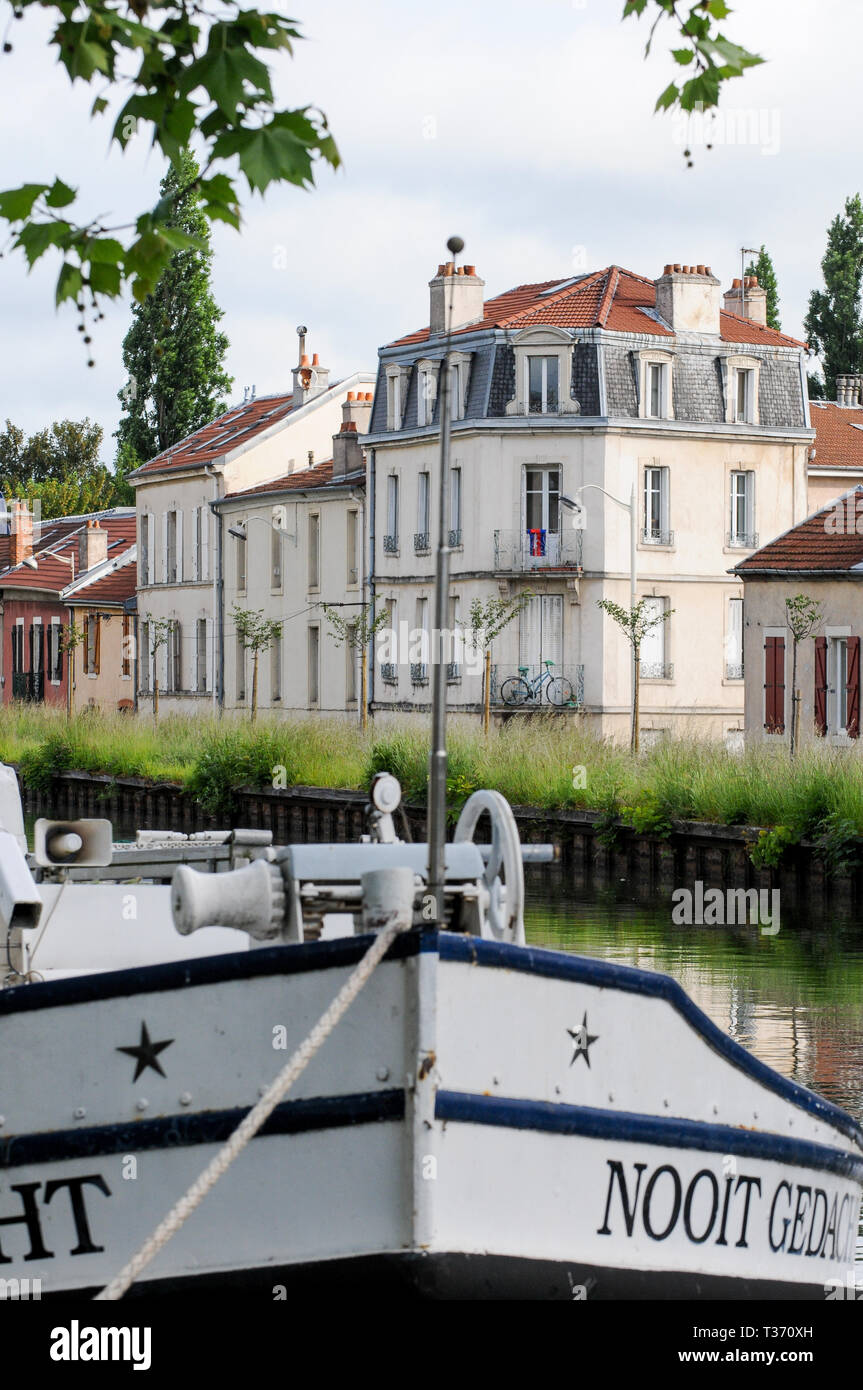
706, 0, 732, 17
157, 226, 206, 253
184, 43, 272, 119
55, 262, 83, 306
88, 261, 122, 296
671, 47, 694, 65
0, 184, 50, 222
654, 81, 679, 112
45, 179, 76, 209
84, 236, 125, 264
15, 220, 72, 268
91, 95, 109, 116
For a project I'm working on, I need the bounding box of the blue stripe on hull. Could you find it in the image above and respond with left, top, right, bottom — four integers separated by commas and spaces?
434, 1090, 863, 1183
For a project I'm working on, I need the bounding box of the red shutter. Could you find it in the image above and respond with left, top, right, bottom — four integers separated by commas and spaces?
847, 636, 860, 738
764, 636, 785, 733
814, 636, 828, 736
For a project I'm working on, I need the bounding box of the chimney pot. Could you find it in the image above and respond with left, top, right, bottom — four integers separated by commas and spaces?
300, 354, 310, 368
696, 263, 706, 275
464, 264, 476, 276
663, 263, 673, 275
312, 352, 320, 366
673, 263, 682, 272
347, 391, 355, 401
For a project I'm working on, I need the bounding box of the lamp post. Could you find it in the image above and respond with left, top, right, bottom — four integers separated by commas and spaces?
561, 472, 638, 747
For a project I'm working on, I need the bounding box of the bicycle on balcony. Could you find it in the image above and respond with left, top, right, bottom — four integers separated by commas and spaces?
500, 660, 574, 708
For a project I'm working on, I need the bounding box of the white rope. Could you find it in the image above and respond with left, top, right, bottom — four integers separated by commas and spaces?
95, 913, 410, 1300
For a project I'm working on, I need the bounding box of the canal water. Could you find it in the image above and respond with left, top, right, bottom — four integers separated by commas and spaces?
525, 867, 863, 1262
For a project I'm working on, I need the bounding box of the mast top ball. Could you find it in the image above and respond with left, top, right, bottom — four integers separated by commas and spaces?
446, 236, 465, 256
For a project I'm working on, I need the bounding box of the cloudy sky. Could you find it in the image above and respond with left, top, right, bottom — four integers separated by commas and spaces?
0, 0, 858, 457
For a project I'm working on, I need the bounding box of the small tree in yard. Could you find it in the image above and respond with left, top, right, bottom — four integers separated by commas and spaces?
786, 594, 823, 756
597, 597, 673, 754
232, 607, 283, 722
58, 620, 85, 720
464, 593, 532, 734
144, 616, 175, 727
321, 603, 389, 732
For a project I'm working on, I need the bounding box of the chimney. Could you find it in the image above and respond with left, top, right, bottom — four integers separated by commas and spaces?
292, 341, 330, 407
10, 502, 33, 568
654, 263, 721, 335
836, 373, 863, 407
78, 518, 108, 573
722, 275, 768, 327
429, 262, 485, 336
332, 419, 365, 481
341, 390, 373, 433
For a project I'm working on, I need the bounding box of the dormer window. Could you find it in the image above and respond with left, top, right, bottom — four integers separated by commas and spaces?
637, 350, 674, 420
417, 360, 438, 427
385, 364, 410, 430
505, 327, 579, 417
449, 352, 471, 422
724, 355, 760, 425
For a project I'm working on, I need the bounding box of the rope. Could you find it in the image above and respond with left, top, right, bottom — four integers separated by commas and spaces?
94, 911, 411, 1300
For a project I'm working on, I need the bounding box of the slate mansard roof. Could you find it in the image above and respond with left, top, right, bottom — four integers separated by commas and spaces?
369, 264, 810, 435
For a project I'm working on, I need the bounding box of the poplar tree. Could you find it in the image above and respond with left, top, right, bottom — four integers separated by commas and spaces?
116, 149, 233, 465
804, 194, 863, 401
744, 245, 781, 330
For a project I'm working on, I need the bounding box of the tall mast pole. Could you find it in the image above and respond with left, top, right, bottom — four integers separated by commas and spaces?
427, 234, 463, 923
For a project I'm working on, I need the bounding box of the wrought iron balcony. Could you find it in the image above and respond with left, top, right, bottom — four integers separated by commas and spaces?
414, 532, 431, 554
12, 671, 44, 702
410, 662, 429, 685
380, 662, 398, 686
383, 534, 399, 555
494, 528, 583, 572
448, 529, 462, 548
640, 661, 674, 680
725, 662, 744, 681
446, 662, 461, 682
641, 528, 675, 547
490, 663, 584, 709
726, 531, 758, 550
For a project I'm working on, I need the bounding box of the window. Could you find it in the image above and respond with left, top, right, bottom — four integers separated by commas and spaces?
527, 356, 559, 415
308, 625, 320, 705
271, 629, 282, 702
122, 615, 132, 679
83, 614, 100, 676
638, 352, 674, 420
726, 597, 743, 680
640, 597, 671, 679
643, 465, 671, 545
417, 363, 437, 427
166, 510, 178, 584
347, 509, 359, 585
308, 513, 320, 589
519, 595, 563, 673
166, 620, 181, 692
816, 635, 860, 738
196, 619, 208, 693
140, 514, 150, 586
385, 365, 408, 430
271, 508, 283, 590
236, 632, 246, 703
384, 475, 399, 553
416, 472, 430, 552
412, 597, 429, 684
449, 466, 462, 546
729, 471, 756, 548
647, 362, 666, 418
11, 623, 23, 677
449, 353, 471, 421
49, 621, 63, 683
735, 368, 755, 423
236, 527, 247, 591
381, 598, 398, 686
764, 635, 785, 734
447, 594, 461, 681
345, 623, 357, 704
525, 466, 560, 542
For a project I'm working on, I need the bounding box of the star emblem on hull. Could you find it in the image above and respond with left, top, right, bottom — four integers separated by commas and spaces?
117, 1022, 174, 1081
567, 1012, 598, 1067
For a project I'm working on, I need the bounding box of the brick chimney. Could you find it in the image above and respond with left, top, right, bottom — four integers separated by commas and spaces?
78, 518, 108, 573
836, 373, 863, 407
10, 502, 33, 567
340, 390, 373, 432
332, 419, 365, 481
654, 263, 721, 335
292, 343, 330, 408
429, 262, 485, 336
722, 275, 768, 327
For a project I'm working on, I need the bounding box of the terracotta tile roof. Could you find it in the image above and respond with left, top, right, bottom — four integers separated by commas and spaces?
134, 394, 295, 475
389, 266, 805, 349
735, 487, 863, 573
0, 513, 137, 592
65, 551, 136, 605
225, 459, 335, 499
808, 401, 863, 470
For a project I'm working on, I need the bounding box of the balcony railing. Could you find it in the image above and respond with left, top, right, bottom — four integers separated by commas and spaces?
380, 662, 398, 686
726, 531, 758, 550
640, 661, 674, 680
446, 662, 461, 683
494, 528, 583, 572
642, 528, 675, 547
725, 662, 744, 681
490, 664, 584, 709
383, 534, 399, 554
410, 663, 429, 685
448, 528, 462, 548
414, 531, 431, 554
12, 671, 44, 702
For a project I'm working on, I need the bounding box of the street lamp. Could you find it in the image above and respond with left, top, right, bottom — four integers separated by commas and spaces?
560, 473, 638, 746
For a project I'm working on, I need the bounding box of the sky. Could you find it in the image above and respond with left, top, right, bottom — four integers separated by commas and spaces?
0, 0, 860, 459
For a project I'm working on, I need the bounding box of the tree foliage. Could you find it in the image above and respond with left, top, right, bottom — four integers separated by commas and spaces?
744, 245, 781, 331
0, 3, 339, 343
116, 149, 233, 462
0, 417, 128, 516
804, 194, 863, 401
623, 1, 764, 114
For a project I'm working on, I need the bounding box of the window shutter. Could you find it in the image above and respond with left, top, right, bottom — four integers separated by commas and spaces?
745, 471, 756, 536
146, 515, 155, 585
201, 508, 209, 582
847, 636, 860, 738
661, 466, 670, 536
94, 616, 101, 675
814, 636, 828, 736
192, 507, 199, 582
162, 512, 169, 584
206, 617, 213, 693
83, 617, 90, 675
764, 636, 785, 733
175, 510, 183, 583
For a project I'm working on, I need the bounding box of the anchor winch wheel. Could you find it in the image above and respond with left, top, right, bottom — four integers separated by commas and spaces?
453, 790, 525, 946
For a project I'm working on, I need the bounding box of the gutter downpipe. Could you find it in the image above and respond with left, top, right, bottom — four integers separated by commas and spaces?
367, 445, 375, 724
210, 499, 225, 716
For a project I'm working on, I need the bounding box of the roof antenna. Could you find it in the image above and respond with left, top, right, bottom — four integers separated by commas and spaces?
427, 234, 464, 926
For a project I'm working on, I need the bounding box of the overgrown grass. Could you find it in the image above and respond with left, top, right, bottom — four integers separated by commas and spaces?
4, 710, 863, 858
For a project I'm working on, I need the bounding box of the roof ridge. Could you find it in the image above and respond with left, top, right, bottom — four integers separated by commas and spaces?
500, 267, 611, 328
596, 268, 620, 329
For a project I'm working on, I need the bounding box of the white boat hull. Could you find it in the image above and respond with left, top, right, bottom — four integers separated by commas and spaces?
1, 931, 860, 1299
